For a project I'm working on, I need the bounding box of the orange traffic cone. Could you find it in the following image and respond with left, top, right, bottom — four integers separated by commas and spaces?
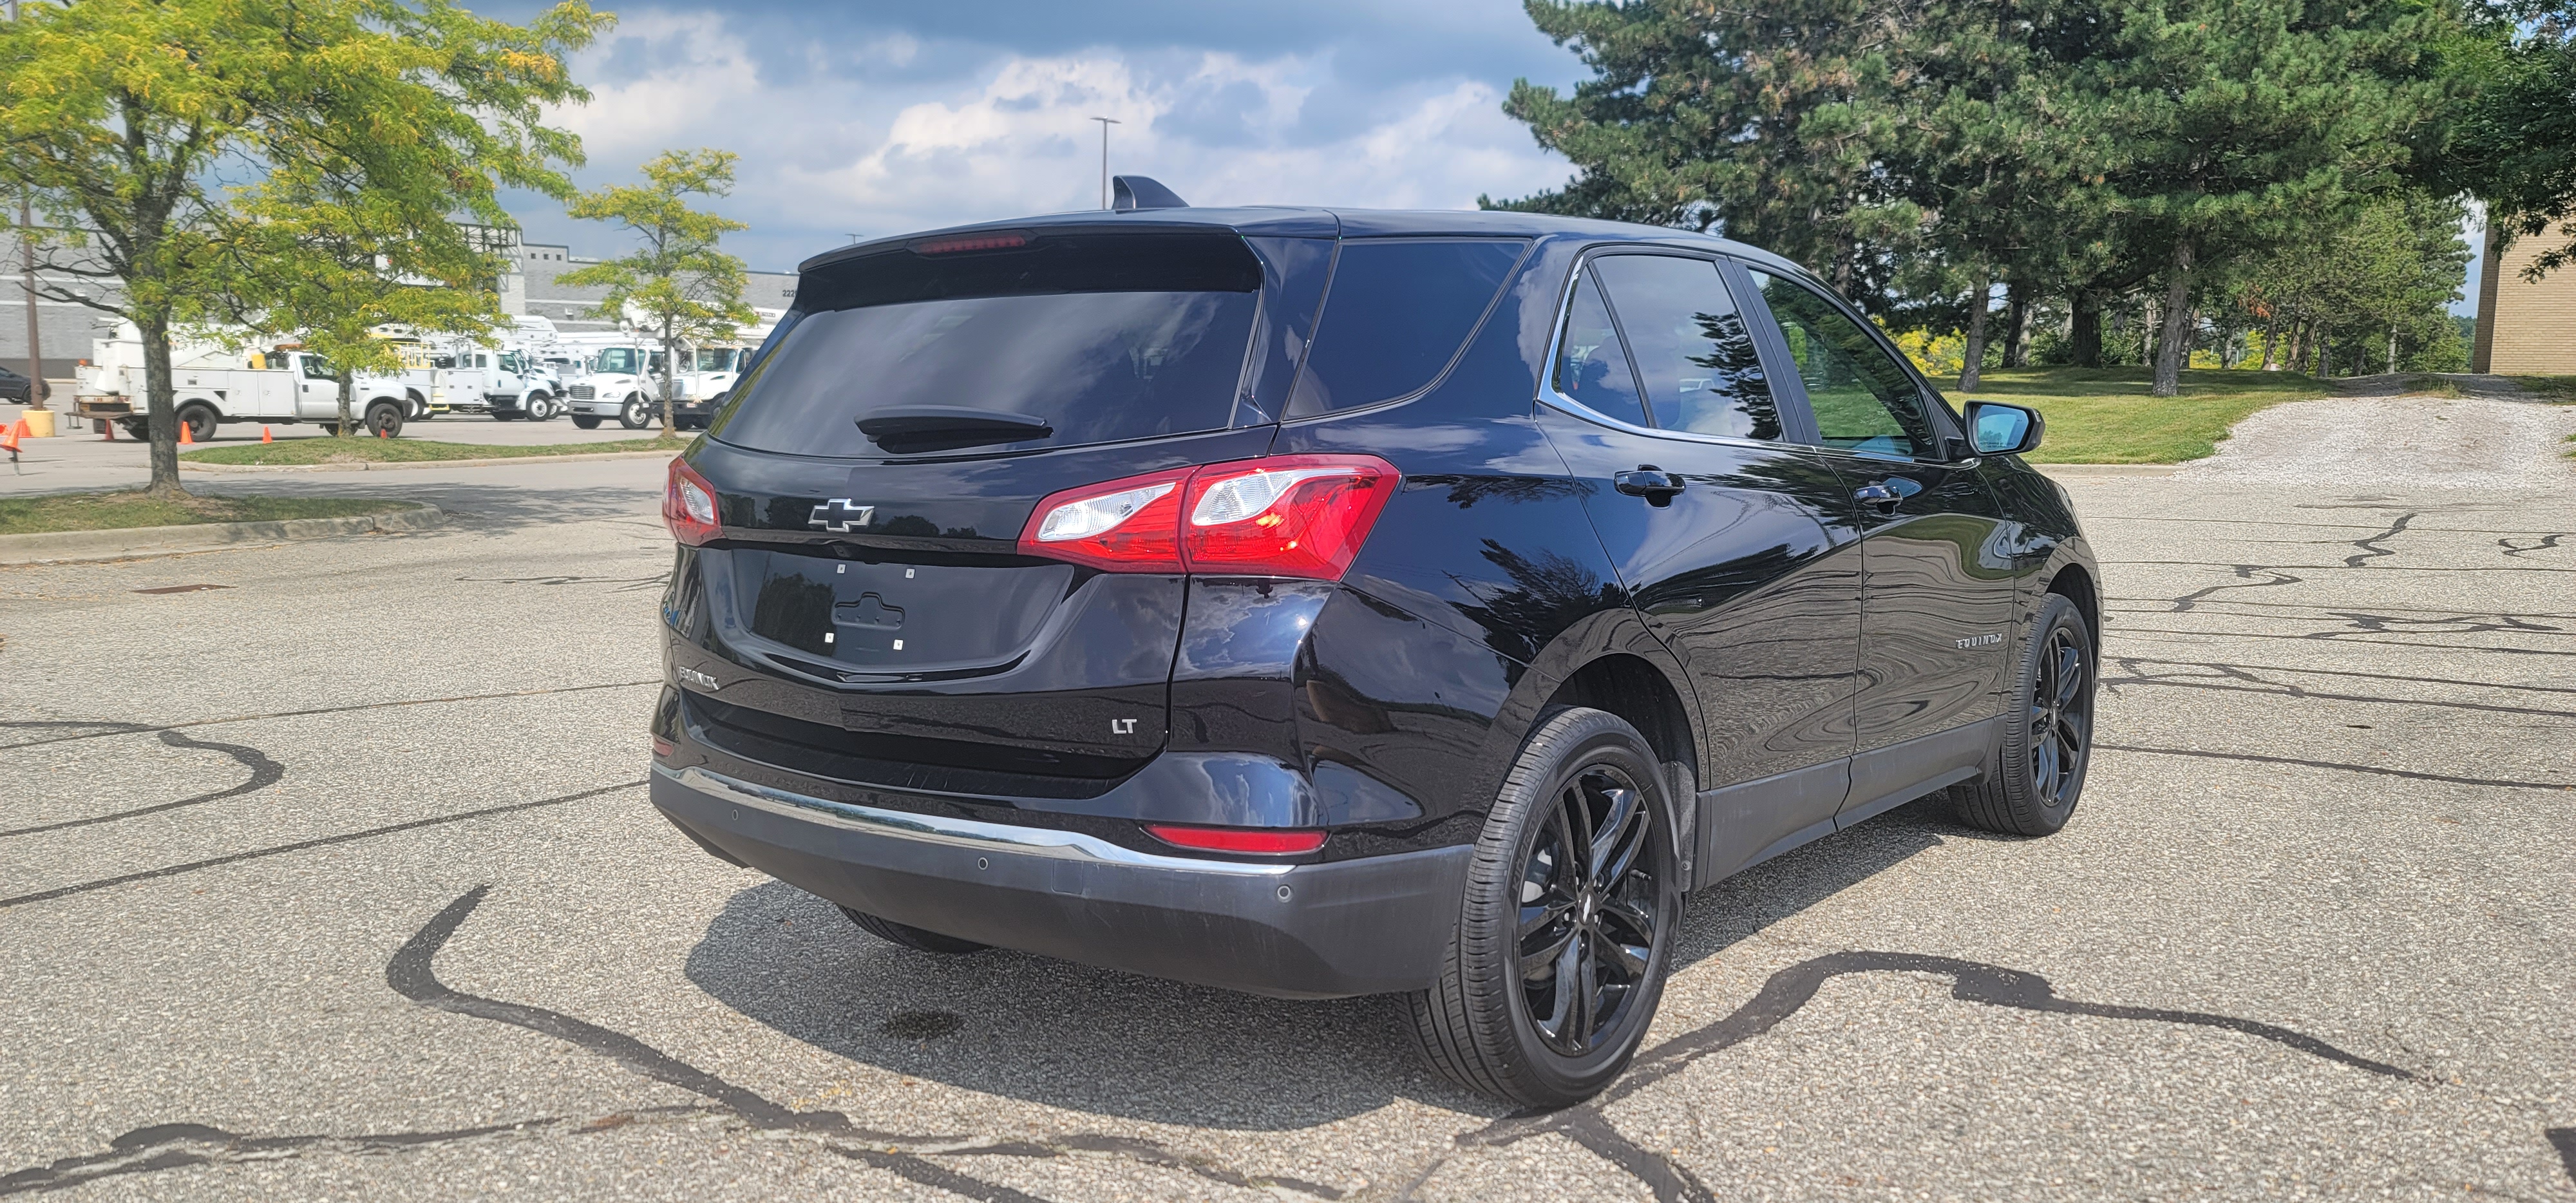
261, 426, 272, 443
3, 419, 21, 473
375, 424, 387, 439
178, 421, 194, 446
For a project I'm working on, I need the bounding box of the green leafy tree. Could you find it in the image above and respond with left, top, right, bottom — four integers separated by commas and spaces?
558, 149, 755, 440
2091, 0, 2455, 395
1489, 0, 1926, 298
224, 2, 607, 436
0, 0, 604, 495
2441, 3, 2576, 279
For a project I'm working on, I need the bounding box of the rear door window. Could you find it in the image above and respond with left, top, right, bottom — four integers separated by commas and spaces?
1590, 254, 1780, 440
713, 232, 1263, 458
1286, 238, 1528, 417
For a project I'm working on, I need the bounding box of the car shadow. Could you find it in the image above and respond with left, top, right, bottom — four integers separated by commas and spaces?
683, 796, 1973, 1128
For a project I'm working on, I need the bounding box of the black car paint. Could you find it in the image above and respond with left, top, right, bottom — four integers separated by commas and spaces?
652, 207, 2098, 997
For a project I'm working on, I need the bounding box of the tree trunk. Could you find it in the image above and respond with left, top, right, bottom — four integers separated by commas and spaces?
138, 312, 183, 497
1959, 270, 1993, 392
337, 368, 356, 437
2152, 240, 2195, 397
19, 193, 43, 409
2000, 280, 2032, 368
659, 321, 677, 437
2385, 327, 2397, 375
2071, 290, 2101, 368
2260, 313, 2280, 371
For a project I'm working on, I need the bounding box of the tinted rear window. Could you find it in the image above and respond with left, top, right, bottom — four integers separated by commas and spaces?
712, 232, 1262, 457
1286, 238, 1528, 417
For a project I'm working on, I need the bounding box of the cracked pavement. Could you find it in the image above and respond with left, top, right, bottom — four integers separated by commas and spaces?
3, 397, 2572, 1200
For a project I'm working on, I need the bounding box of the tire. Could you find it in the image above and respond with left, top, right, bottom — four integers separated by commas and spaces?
838, 905, 989, 954
1405, 706, 1683, 1107
571, 415, 601, 430
618, 397, 650, 430
119, 418, 149, 440
365, 401, 404, 439
1949, 593, 2096, 837
177, 404, 218, 444
524, 394, 554, 421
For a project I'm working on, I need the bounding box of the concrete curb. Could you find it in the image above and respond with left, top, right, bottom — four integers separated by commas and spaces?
181, 449, 681, 473
2034, 462, 2186, 477
0, 504, 443, 565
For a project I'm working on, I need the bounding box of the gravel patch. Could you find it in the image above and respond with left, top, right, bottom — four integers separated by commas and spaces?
2183, 394, 2576, 489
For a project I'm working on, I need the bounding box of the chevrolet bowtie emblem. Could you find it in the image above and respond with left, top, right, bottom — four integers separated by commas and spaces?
808, 499, 875, 532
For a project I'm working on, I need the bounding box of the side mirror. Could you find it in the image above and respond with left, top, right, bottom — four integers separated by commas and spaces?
1963, 401, 2044, 457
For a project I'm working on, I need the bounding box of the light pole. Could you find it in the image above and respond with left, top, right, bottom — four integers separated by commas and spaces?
1089, 116, 1120, 210
8, 0, 37, 410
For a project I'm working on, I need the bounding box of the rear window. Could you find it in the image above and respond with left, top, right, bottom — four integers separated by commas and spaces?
712, 232, 1263, 457
1286, 238, 1529, 417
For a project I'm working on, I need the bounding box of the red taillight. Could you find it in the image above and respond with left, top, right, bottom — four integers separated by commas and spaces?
1018, 455, 1397, 580
1181, 455, 1396, 580
1144, 824, 1327, 855
1016, 467, 1191, 571
664, 457, 723, 545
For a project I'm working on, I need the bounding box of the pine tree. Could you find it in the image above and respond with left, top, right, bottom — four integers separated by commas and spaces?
1490, 0, 1927, 299
2090, 0, 2452, 395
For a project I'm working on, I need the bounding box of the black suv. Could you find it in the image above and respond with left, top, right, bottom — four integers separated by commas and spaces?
650, 184, 2099, 1106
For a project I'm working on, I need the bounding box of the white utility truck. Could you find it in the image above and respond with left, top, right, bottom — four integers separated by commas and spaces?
74, 331, 415, 440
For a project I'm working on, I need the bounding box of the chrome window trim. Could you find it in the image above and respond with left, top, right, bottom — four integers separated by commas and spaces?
1535, 247, 1810, 455
660, 764, 1296, 877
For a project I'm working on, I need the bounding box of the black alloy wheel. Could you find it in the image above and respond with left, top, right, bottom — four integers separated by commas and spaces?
1951, 592, 2095, 836
1515, 763, 1662, 1057
365, 401, 405, 439
1407, 706, 1681, 1106
2029, 624, 2089, 808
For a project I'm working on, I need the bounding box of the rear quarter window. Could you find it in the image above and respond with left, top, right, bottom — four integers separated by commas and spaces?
1285, 238, 1530, 417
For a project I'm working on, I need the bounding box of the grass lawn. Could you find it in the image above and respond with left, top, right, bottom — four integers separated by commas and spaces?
183, 435, 680, 466
1958, 366, 2332, 463
0, 491, 413, 536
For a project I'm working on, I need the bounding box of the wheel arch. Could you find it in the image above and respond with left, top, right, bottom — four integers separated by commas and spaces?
1539, 653, 1698, 794
2043, 561, 2099, 652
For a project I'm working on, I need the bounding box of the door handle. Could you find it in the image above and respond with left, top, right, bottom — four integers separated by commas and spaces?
1854, 478, 1918, 514
1615, 466, 1687, 507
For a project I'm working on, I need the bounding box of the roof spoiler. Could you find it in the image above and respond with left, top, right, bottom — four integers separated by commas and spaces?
1112, 175, 1188, 211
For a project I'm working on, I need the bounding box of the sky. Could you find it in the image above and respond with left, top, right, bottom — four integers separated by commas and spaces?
493, 1, 1589, 273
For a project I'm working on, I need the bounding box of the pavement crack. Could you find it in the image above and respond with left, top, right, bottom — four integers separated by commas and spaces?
2096, 744, 2572, 791
0, 781, 644, 909
0, 728, 286, 838
2497, 533, 2567, 560
0, 680, 659, 752
387, 887, 1349, 1201
2169, 565, 2303, 614
0, 1111, 721, 1197
1412, 950, 2418, 1200
2343, 513, 2416, 568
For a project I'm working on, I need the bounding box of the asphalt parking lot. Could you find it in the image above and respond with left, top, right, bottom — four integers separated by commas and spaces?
3, 395, 2571, 1201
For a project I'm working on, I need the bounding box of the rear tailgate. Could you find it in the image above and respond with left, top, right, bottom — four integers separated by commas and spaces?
672, 226, 1325, 788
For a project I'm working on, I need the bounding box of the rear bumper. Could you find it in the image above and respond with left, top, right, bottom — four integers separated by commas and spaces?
650, 764, 1469, 998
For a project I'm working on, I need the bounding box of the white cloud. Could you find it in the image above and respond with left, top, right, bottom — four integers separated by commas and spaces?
531, 14, 1571, 269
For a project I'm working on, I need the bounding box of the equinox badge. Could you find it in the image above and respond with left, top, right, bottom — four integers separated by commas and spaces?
809, 499, 875, 532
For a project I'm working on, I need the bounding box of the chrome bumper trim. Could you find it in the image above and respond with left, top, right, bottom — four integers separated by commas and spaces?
657, 764, 1295, 877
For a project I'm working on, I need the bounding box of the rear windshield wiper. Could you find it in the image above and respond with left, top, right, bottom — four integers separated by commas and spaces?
855, 406, 1052, 451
